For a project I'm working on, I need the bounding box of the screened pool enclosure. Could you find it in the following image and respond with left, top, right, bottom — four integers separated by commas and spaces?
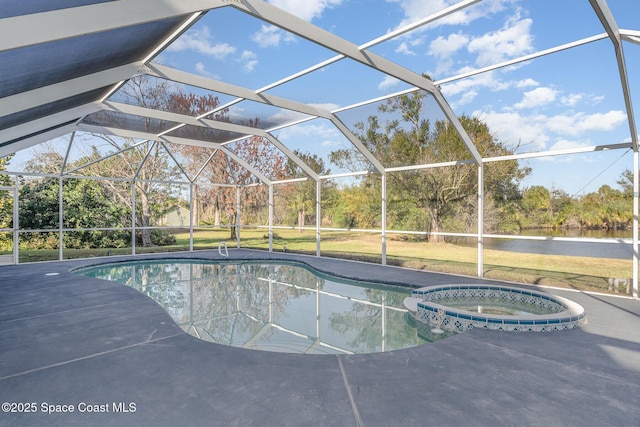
1, 0, 639, 298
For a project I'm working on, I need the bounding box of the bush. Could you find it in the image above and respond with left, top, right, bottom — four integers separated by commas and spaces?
135, 229, 177, 246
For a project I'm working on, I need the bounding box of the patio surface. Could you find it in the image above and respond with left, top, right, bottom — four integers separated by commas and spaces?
1, 249, 639, 426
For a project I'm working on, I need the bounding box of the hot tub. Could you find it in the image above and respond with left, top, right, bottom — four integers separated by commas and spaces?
404, 284, 586, 333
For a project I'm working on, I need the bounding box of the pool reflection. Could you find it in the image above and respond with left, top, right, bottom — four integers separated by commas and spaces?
77, 260, 450, 354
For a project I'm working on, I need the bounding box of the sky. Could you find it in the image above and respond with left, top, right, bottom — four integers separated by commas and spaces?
10, 0, 640, 196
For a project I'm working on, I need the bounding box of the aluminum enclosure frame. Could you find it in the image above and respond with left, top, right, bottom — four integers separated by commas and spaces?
0, 1, 638, 298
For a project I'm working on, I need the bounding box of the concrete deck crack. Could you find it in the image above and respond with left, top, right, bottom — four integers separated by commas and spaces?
337, 355, 364, 427
0, 300, 136, 324
0, 332, 184, 382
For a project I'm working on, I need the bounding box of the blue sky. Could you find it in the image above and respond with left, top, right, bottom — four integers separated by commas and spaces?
10, 1, 639, 196
151, 0, 640, 195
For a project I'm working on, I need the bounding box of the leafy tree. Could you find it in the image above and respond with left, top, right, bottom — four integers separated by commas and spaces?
82, 77, 195, 245
331, 91, 528, 241
617, 168, 634, 197
329, 183, 381, 229
163, 93, 289, 239
520, 186, 551, 228
549, 187, 579, 228
279, 150, 332, 231
0, 157, 14, 251
578, 184, 630, 230
17, 175, 134, 249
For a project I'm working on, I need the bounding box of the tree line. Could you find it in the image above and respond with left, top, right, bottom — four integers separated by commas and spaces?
0, 79, 635, 253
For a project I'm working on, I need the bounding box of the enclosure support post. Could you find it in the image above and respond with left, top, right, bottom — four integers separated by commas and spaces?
269, 184, 274, 252
633, 151, 638, 299
13, 185, 18, 265
381, 172, 387, 266
477, 164, 484, 279
236, 186, 241, 249
189, 182, 194, 252
58, 176, 63, 261
131, 179, 136, 256
316, 180, 321, 257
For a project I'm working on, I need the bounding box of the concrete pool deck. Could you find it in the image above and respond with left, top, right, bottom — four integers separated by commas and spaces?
1, 249, 639, 426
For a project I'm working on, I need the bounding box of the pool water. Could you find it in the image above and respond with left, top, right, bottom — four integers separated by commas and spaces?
435, 297, 559, 316
75, 260, 446, 354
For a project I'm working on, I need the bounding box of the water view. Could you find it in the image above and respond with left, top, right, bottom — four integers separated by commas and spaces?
450, 229, 633, 259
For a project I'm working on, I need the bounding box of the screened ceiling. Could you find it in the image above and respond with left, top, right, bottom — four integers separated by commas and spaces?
1, 0, 639, 191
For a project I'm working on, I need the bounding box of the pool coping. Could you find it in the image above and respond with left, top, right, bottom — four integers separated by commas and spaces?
406, 284, 587, 332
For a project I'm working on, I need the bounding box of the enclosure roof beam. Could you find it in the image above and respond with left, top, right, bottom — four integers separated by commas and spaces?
235, 1, 439, 94
328, 116, 385, 174
145, 64, 332, 119
234, 0, 481, 165
160, 141, 193, 184
481, 142, 632, 163
103, 101, 259, 137
431, 91, 483, 164
65, 139, 151, 176
248, 0, 482, 96
263, 134, 320, 181
621, 29, 640, 45
590, 0, 638, 151
132, 141, 157, 180
0, 0, 227, 52
79, 124, 221, 149
0, 64, 143, 118
102, 101, 320, 181
193, 149, 219, 183
0, 123, 76, 160
220, 148, 272, 186
77, 124, 272, 185
0, 103, 101, 156
435, 33, 608, 86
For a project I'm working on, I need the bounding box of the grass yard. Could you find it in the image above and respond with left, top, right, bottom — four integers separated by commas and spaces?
8, 227, 634, 295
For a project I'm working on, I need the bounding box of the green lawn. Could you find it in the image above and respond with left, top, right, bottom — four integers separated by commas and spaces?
10, 227, 634, 295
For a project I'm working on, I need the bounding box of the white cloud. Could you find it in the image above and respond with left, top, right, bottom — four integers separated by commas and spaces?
515, 78, 538, 88
386, 0, 514, 37
252, 25, 284, 48
441, 70, 533, 97
514, 87, 558, 109
194, 62, 219, 79
478, 110, 549, 150
548, 138, 591, 151
268, 0, 343, 21
378, 75, 401, 91
239, 50, 258, 73
309, 102, 341, 111
451, 89, 478, 108
251, 25, 297, 48
388, 0, 513, 30
168, 26, 235, 59
269, 109, 309, 124
254, 0, 344, 48
475, 109, 627, 151
428, 32, 469, 59
395, 41, 417, 55
561, 93, 583, 107
276, 123, 342, 144
468, 14, 534, 66
546, 111, 627, 135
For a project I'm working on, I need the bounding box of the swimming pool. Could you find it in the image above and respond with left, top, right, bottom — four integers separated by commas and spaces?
75, 259, 446, 354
